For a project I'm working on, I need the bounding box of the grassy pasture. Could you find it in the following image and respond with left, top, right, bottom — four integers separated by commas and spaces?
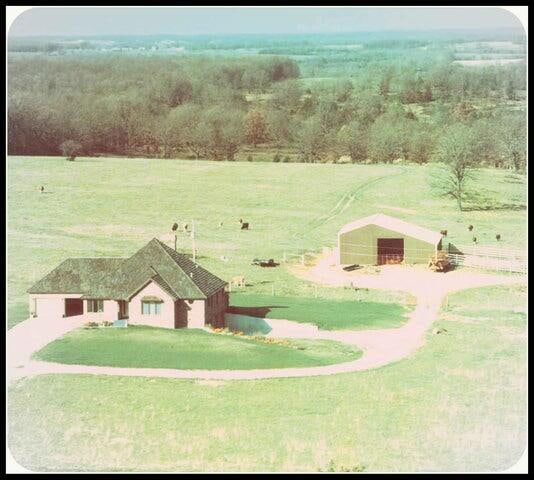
8, 284, 527, 472
7, 156, 526, 328
33, 325, 361, 369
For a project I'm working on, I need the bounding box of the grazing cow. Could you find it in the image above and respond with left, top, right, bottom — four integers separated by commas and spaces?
218, 221, 223, 228
468, 225, 474, 231
440, 229, 447, 236
231, 276, 245, 288
472, 236, 477, 243
239, 219, 249, 230
220, 255, 229, 262
40, 186, 45, 193
496, 234, 501, 241
171, 223, 179, 232
182, 223, 189, 232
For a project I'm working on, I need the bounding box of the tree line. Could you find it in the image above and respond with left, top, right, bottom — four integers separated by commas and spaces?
8, 54, 526, 171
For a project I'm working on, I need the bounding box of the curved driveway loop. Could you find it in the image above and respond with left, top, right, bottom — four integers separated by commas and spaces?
8, 259, 525, 382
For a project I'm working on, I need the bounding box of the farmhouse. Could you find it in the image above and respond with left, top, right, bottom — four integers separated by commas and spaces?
27, 238, 228, 329
338, 213, 442, 266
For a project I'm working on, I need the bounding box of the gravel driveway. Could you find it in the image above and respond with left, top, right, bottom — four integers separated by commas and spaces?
8, 257, 525, 382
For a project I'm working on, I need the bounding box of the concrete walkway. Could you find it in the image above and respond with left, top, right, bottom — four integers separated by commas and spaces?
8, 260, 525, 383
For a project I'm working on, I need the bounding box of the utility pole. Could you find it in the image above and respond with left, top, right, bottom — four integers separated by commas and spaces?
191, 220, 196, 262
171, 222, 179, 251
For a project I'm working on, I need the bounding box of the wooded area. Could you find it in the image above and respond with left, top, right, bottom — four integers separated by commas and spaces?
8, 53, 526, 170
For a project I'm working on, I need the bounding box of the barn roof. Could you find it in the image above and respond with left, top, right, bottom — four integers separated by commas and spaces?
338, 213, 442, 245
27, 238, 227, 300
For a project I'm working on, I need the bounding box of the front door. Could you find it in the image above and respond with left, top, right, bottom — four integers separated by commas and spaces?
119, 300, 129, 319
377, 238, 404, 265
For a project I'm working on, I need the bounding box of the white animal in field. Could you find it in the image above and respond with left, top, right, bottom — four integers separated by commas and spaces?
218, 221, 223, 228
220, 255, 229, 262
231, 276, 245, 287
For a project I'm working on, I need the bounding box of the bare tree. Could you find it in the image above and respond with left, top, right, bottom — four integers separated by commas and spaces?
431, 125, 476, 211
59, 140, 82, 161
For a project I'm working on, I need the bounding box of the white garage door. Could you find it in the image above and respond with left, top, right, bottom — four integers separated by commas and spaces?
34, 297, 64, 319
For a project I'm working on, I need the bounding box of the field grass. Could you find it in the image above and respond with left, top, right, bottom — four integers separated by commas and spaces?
8, 284, 527, 472
33, 325, 361, 370
7, 156, 525, 329
228, 293, 410, 330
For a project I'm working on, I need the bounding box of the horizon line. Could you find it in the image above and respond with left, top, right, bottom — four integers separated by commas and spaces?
8, 26, 526, 39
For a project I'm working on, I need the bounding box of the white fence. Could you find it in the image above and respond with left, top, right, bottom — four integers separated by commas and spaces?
448, 244, 527, 274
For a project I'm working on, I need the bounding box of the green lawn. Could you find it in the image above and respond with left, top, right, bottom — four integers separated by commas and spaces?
228, 293, 410, 330
33, 325, 361, 370
8, 284, 527, 472
7, 156, 525, 329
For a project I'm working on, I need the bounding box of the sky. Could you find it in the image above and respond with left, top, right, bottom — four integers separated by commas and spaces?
8, 7, 524, 38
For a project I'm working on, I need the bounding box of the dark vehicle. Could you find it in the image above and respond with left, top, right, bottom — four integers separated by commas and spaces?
343, 264, 361, 272
252, 258, 279, 267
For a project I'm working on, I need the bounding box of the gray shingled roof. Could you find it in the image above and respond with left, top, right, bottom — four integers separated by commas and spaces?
27, 258, 126, 296
27, 238, 227, 300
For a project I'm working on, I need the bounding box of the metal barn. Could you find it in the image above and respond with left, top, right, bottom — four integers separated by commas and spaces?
338, 213, 442, 266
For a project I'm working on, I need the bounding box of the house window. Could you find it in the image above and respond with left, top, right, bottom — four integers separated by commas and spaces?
141, 301, 162, 315
87, 299, 104, 313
